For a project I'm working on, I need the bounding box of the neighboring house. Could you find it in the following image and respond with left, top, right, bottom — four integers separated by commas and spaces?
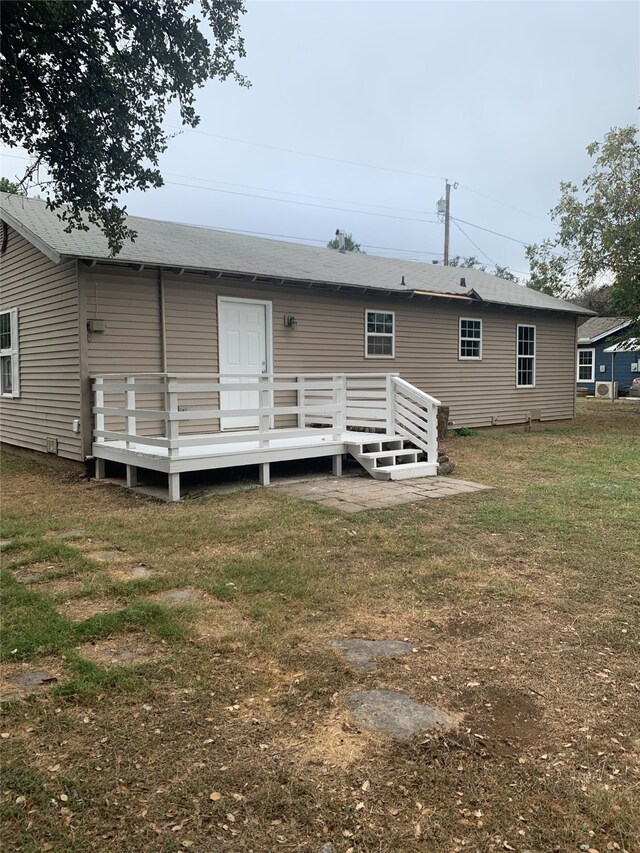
1, 193, 590, 498
576, 317, 640, 395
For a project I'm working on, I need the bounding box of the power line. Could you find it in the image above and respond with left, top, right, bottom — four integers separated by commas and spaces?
451, 218, 498, 266
450, 216, 531, 246
458, 183, 546, 221
167, 125, 447, 182
163, 172, 429, 215
164, 179, 440, 225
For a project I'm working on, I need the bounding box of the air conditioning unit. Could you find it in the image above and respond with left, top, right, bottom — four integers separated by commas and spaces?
594, 381, 618, 400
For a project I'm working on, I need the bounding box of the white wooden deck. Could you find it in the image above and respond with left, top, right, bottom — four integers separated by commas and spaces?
91, 373, 440, 500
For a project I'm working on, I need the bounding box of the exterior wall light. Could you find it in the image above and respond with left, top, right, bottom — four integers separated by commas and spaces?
284, 315, 298, 330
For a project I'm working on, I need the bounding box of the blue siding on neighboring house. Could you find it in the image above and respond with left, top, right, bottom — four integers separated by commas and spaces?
577, 335, 640, 394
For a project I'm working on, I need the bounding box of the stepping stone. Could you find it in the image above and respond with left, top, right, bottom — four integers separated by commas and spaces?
346, 689, 461, 738
108, 564, 156, 582
153, 587, 203, 604
75, 635, 166, 666
10, 670, 58, 690
0, 539, 14, 550
331, 638, 413, 672
53, 529, 86, 540
12, 562, 56, 584
0, 664, 62, 702
14, 570, 45, 584
88, 550, 127, 563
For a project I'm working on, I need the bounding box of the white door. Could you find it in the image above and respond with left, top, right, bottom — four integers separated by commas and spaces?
218, 299, 269, 430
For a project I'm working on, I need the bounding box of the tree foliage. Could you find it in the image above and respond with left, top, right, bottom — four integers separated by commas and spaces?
0, 177, 24, 195
526, 126, 640, 326
0, 0, 248, 254
327, 232, 364, 253
449, 255, 518, 282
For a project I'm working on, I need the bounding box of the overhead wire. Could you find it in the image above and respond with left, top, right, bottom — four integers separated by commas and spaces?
164, 179, 440, 225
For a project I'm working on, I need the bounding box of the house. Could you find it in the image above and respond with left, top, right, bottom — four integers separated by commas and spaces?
576, 317, 640, 396
1, 193, 590, 499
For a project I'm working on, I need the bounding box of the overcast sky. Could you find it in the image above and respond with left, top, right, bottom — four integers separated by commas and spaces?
3, 1, 638, 277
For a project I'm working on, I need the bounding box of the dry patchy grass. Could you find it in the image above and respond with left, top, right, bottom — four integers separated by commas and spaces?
1, 399, 639, 852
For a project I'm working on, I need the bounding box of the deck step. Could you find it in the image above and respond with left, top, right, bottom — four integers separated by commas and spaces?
371, 461, 438, 481
358, 448, 419, 461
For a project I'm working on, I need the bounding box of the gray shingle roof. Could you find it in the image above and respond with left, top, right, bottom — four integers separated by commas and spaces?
1, 192, 590, 315
577, 316, 632, 343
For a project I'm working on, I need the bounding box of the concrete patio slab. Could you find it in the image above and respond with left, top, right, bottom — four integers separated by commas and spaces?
270, 472, 490, 512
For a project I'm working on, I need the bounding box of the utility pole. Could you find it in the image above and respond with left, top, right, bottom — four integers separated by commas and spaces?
437, 180, 457, 265
443, 179, 452, 266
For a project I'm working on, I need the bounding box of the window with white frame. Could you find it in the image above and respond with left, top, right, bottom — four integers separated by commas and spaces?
516, 324, 536, 387
459, 317, 482, 359
577, 348, 595, 382
0, 308, 19, 397
365, 310, 395, 357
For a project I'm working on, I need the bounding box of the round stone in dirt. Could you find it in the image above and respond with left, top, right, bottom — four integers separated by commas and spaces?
346, 689, 460, 738
129, 565, 154, 578
9, 671, 58, 690
13, 570, 43, 584
331, 639, 413, 672
91, 551, 125, 562
155, 588, 202, 604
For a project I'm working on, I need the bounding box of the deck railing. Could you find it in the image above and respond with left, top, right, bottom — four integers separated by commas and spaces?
91, 372, 440, 461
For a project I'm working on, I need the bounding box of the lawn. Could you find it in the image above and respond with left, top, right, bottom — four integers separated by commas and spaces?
1, 399, 639, 852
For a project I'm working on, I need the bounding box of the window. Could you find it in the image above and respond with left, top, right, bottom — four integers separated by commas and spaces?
459, 318, 482, 360
0, 308, 19, 397
577, 348, 595, 382
516, 324, 536, 387
365, 310, 395, 357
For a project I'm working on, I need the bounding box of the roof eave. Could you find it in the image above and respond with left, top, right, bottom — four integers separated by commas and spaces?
0, 208, 62, 264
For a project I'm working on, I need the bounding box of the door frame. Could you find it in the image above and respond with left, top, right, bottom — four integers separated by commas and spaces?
217, 295, 274, 429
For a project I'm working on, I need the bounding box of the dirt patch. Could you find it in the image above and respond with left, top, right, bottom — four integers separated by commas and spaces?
443, 616, 488, 640
75, 634, 168, 666
12, 561, 58, 584
283, 709, 379, 769
459, 686, 544, 755
108, 564, 156, 582
86, 549, 132, 564
0, 659, 64, 702
48, 529, 87, 541
192, 606, 251, 642
39, 576, 90, 598
56, 596, 123, 623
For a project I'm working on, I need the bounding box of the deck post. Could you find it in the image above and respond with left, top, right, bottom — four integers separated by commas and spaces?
166, 376, 179, 459
94, 457, 105, 479
334, 373, 347, 440
427, 402, 438, 463
126, 465, 139, 488
259, 461, 270, 486
94, 376, 105, 445
125, 376, 136, 449
386, 374, 397, 435
259, 375, 270, 447
332, 454, 343, 477
297, 375, 305, 428
168, 472, 181, 502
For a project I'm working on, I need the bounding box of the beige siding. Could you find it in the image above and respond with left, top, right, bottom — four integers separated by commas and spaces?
0, 227, 82, 460
83, 268, 578, 437
85, 267, 163, 436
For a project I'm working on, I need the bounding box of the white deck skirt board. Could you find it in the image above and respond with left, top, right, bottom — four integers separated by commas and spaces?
91, 431, 391, 474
